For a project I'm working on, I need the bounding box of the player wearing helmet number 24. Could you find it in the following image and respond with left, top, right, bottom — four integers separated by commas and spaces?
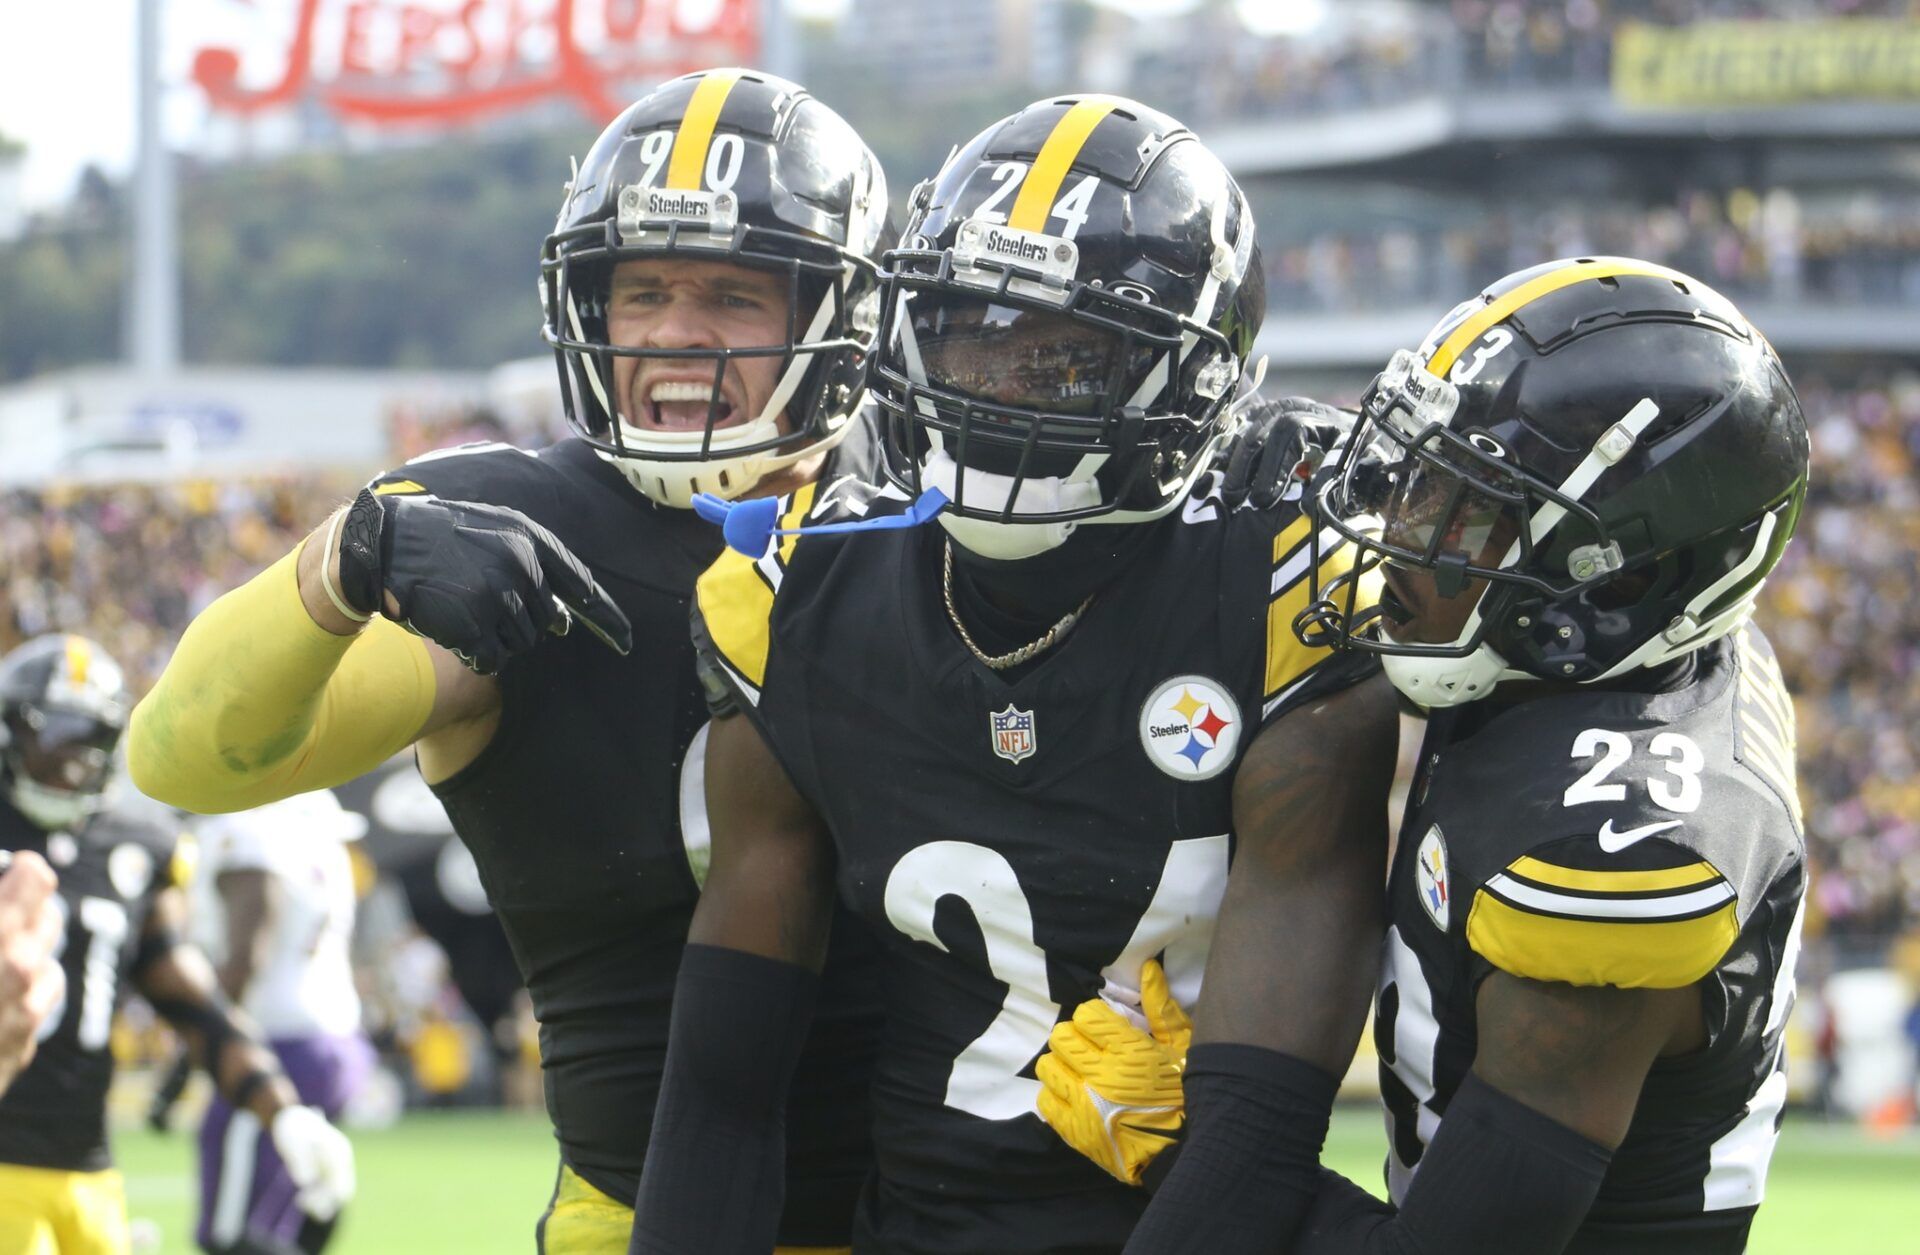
630, 93, 1399, 1255
129, 68, 890, 1254
1043, 258, 1811, 1255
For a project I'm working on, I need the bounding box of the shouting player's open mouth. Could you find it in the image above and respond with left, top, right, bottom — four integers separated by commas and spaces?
635, 377, 743, 432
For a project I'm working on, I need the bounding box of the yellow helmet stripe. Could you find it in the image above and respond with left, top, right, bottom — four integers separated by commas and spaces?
65, 636, 91, 686
1426, 257, 1693, 378
1007, 97, 1119, 232
665, 69, 744, 192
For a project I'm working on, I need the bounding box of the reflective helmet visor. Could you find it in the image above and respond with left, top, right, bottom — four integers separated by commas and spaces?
910, 293, 1156, 419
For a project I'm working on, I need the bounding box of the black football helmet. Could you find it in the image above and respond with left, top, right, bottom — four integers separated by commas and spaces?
871, 93, 1264, 559
541, 67, 889, 507
1297, 257, 1809, 707
0, 635, 130, 831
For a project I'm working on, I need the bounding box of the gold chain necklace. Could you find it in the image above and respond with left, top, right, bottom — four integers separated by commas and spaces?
942, 540, 1092, 671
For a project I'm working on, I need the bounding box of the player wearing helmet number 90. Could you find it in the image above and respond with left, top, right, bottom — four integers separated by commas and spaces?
130, 67, 893, 1254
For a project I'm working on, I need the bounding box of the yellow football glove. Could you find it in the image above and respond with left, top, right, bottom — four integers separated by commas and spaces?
1035, 957, 1192, 1185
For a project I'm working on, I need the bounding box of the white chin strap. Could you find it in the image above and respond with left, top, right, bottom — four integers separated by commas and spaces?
921, 446, 1105, 561
9, 776, 102, 832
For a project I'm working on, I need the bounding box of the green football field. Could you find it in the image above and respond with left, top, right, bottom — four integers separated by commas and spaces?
115, 1107, 1920, 1253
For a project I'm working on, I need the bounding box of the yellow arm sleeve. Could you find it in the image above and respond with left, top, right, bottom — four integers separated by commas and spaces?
127, 542, 436, 814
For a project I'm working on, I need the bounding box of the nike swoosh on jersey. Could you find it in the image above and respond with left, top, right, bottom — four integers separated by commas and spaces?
1597, 817, 1684, 853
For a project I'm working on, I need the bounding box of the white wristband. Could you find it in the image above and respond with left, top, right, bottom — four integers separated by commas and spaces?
319, 508, 373, 625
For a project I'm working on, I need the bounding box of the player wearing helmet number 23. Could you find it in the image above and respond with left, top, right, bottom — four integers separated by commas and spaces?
1043, 258, 1811, 1255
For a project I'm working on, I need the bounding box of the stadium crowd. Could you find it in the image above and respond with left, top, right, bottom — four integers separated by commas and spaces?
1260, 187, 1920, 314
0, 476, 351, 693
1769, 372, 1920, 943
1125, 0, 1920, 126
1, 381, 1916, 945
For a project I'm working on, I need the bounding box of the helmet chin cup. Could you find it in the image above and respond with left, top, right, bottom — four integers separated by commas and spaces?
600, 414, 781, 510
938, 512, 1077, 561
603, 454, 763, 510
921, 447, 1102, 560
1380, 644, 1514, 708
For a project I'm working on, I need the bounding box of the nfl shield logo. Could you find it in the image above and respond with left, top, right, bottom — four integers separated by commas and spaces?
989, 704, 1037, 764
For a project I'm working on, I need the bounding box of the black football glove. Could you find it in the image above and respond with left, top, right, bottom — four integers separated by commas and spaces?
1220, 395, 1356, 512
335, 489, 633, 675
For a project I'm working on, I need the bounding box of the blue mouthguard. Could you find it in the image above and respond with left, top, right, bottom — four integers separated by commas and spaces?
692, 487, 950, 557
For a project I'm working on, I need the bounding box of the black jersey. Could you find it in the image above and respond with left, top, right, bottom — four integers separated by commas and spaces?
0, 797, 186, 1171
1376, 625, 1804, 1253
694, 438, 1373, 1255
367, 436, 881, 1240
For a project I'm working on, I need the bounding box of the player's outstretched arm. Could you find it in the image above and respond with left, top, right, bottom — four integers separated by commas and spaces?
629, 710, 837, 1255
1116, 672, 1399, 1254
133, 887, 356, 1220
1288, 974, 1701, 1254
128, 511, 456, 813
128, 483, 630, 811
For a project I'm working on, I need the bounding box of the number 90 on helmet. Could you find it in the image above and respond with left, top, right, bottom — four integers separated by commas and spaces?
541, 68, 890, 508
872, 93, 1265, 556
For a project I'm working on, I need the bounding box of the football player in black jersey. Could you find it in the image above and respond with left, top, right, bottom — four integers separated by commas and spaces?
129, 68, 891, 1253
1, 635, 354, 1255
1045, 258, 1812, 1255
632, 95, 1399, 1255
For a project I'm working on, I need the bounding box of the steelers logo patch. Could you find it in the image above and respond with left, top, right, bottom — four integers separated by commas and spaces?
1139, 675, 1242, 781
1415, 825, 1451, 930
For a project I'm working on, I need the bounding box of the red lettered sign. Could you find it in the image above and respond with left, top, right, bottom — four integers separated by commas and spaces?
193, 0, 760, 125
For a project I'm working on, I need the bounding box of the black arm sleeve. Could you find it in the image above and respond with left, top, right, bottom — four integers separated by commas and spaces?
1122, 1043, 1339, 1254
629, 944, 820, 1255
1292, 1071, 1612, 1255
